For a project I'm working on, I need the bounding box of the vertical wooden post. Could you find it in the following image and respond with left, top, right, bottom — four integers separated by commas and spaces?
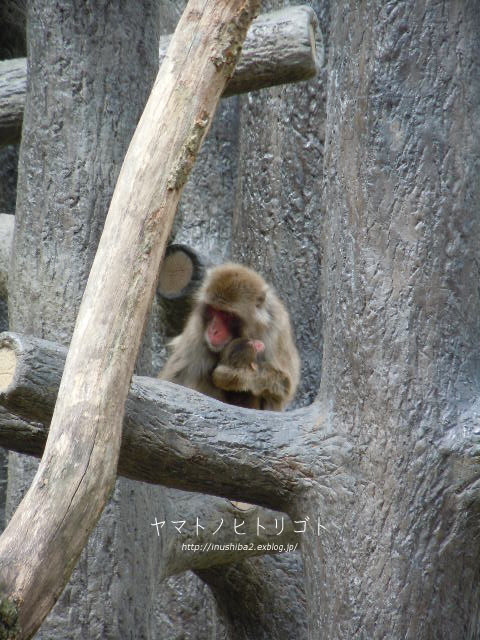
0, 1, 260, 637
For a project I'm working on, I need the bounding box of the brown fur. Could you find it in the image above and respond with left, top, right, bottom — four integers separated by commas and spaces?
159, 263, 300, 411
215, 338, 264, 409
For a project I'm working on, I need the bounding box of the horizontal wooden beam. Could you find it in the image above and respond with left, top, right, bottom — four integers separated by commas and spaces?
216, 5, 321, 97
0, 378, 300, 578
0, 332, 320, 512
0, 6, 321, 147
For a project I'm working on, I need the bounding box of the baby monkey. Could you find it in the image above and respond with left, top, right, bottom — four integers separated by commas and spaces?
160, 263, 300, 410
214, 337, 266, 409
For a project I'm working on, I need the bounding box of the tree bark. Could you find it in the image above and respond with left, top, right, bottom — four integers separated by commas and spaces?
0, 0, 260, 637
0, 6, 320, 148
305, 1, 480, 637
153, 8, 314, 629
161, 495, 300, 577
207, 1, 330, 635
232, 0, 326, 408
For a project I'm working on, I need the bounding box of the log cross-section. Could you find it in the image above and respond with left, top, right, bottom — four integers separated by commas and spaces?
0, 1, 261, 638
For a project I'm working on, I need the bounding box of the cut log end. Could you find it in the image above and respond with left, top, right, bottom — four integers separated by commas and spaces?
157, 244, 211, 336
0, 347, 17, 392
158, 247, 195, 297
229, 500, 256, 512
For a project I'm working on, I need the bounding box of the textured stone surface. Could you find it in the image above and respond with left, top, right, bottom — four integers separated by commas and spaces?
303, 1, 480, 637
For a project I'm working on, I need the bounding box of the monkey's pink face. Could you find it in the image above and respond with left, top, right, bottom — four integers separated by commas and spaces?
204, 306, 239, 352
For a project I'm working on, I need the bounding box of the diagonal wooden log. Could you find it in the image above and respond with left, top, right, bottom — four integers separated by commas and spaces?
0, 1, 261, 637
0, 6, 321, 148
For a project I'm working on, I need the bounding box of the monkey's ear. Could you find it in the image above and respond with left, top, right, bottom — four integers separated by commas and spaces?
256, 290, 266, 307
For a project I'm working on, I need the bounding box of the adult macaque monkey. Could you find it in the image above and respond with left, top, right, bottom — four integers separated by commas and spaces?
160, 263, 300, 410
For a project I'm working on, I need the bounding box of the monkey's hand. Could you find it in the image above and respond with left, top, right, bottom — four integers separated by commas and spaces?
212, 339, 291, 410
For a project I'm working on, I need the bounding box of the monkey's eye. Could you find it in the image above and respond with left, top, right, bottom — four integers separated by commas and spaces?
256, 292, 266, 308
